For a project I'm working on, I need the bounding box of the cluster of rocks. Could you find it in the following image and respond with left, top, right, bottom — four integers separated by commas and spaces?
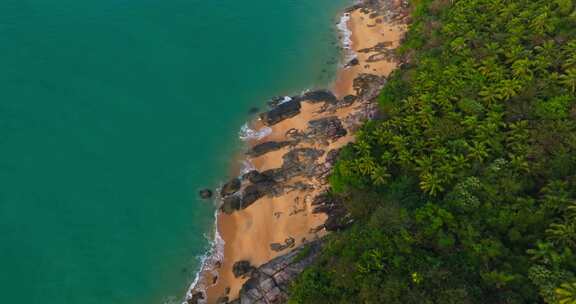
220, 172, 281, 215
232, 240, 324, 304
260, 99, 302, 126
261, 90, 347, 126
221, 145, 327, 216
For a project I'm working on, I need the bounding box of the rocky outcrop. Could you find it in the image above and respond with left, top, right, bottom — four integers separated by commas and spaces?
308, 116, 348, 142
233, 260, 256, 278
243, 170, 273, 184
311, 192, 351, 232
236, 241, 323, 304
241, 184, 266, 209
221, 196, 241, 214
270, 237, 295, 252
221, 178, 241, 197
260, 100, 301, 126
353, 73, 387, 101
300, 89, 338, 104
246, 141, 291, 158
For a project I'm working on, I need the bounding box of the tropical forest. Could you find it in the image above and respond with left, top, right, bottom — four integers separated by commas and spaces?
290, 0, 576, 303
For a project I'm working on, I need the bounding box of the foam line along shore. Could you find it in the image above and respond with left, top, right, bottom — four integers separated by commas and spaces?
185, 1, 409, 303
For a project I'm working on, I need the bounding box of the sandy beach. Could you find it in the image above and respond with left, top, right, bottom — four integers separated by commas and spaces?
190, 1, 407, 303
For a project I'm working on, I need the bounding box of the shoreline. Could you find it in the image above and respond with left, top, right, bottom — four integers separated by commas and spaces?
186, 1, 408, 303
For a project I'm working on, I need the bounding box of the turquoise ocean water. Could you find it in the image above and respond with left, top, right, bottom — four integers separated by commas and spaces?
0, 0, 349, 303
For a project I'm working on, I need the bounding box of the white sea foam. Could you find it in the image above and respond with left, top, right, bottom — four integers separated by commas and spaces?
240, 159, 256, 175
239, 123, 272, 141
183, 211, 225, 304
337, 12, 356, 65
278, 96, 292, 105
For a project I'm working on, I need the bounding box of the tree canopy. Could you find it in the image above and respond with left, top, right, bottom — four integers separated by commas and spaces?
290, 0, 576, 303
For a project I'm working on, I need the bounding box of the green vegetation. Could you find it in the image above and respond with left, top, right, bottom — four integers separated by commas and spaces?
290, 0, 576, 303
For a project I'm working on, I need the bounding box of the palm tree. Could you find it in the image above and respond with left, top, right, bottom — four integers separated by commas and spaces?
370, 166, 390, 186
530, 11, 552, 35
556, 282, 576, 304
512, 59, 533, 80
466, 141, 489, 163
546, 220, 576, 247
419, 172, 444, 196
479, 86, 501, 105
498, 79, 522, 100
560, 68, 576, 93
526, 241, 560, 265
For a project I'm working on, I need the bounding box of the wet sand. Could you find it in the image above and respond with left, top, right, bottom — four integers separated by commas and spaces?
194, 2, 407, 303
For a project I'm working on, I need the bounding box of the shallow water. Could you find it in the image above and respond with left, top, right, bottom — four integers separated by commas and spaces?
0, 0, 349, 303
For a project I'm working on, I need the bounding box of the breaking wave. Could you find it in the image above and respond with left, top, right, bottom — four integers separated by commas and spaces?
239, 123, 272, 141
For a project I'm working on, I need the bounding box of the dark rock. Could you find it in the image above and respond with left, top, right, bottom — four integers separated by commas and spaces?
216, 296, 229, 304
266, 96, 299, 108
324, 212, 352, 231
345, 57, 360, 67
233, 260, 255, 278
260, 99, 301, 126
221, 196, 241, 215
242, 170, 271, 184
301, 89, 338, 104
308, 116, 348, 141
270, 237, 296, 252
282, 148, 324, 164
248, 107, 260, 114
326, 148, 342, 166
246, 141, 291, 158
187, 291, 204, 304
199, 189, 213, 199
353, 73, 387, 101
221, 178, 241, 197
238, 241, 324, 303
241, 185, 265, 209
311, 192, 332, 206
341, 95, 357, 106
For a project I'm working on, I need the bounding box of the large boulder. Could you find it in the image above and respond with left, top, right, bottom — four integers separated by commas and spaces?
232, 260, 255, 278
259, 99, 301, 126
221, 196, 241, 215
340, 94, 357, 107
246, 141, 291, 158
241, 185, 265, 209
308, 116, 347, 141
242, 170, 271, 184
301, 89, 338, 104
198, 188, 213, 199
221, 178, 241, 197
